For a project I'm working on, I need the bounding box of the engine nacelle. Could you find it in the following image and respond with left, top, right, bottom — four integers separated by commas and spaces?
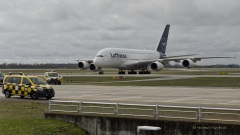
182, 59, 195, 68
78, 61, 90, 69
150, 61, 164, 71
89, 63, 99, 71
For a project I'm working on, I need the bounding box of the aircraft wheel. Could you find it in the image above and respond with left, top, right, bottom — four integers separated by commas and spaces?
119, 71, 125, 74
99, 71, 104, 75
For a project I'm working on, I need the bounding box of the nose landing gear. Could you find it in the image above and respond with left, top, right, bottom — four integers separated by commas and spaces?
98, 68, 104, 75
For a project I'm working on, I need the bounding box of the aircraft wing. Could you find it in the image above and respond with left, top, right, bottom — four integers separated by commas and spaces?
162, 54, 197, 59
76, 59, 93, 63
161, 56, 235, 63
124, 56, 235, 68
123, 55, 197, 67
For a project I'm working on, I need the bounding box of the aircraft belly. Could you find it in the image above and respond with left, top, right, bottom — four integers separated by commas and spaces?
123, 60, 148, 70
126, 65, 146, 69
103, 60, 121, 68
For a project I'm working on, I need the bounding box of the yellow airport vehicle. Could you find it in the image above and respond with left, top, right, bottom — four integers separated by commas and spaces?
2, 72, 55, 100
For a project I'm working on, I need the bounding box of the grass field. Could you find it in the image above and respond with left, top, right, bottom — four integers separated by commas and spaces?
60, 76, 240, 87
98, 77, 240, 87
0, 101, 87, 135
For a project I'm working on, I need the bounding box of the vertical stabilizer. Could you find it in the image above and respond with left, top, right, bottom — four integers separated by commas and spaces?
156, 24, 170, 55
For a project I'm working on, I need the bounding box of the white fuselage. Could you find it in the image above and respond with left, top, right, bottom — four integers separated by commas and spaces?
93, 48, 160, 70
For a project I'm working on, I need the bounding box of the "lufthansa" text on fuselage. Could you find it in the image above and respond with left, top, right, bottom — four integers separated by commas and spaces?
110, 53, 127, 58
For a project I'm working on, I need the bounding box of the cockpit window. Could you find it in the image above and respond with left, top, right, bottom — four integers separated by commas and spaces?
96, 55, 104, 57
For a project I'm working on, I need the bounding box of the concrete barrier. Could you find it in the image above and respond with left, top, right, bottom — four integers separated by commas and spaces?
45, 113, 240, 135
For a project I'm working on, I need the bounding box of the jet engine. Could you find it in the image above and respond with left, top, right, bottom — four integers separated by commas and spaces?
89, 63, 100, 71
182, 59, 195, 68
78, 61, 90, 69
150, 61, 164, 71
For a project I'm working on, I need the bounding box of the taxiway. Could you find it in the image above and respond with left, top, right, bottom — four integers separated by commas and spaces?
49, 85, 240, 108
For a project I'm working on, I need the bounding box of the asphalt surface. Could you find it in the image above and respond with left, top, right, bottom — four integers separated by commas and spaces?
2, 85, 239, 109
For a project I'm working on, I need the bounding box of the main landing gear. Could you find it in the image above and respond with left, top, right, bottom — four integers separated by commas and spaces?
118, 70, 137, 74
118, 70, 125, 74
139, 70, 151, 74
118, 70, 151, 75
128, 70, 137, 74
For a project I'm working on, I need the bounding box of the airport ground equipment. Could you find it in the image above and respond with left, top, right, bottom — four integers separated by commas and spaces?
43, 70, 62, 85
2, 72, 55, 100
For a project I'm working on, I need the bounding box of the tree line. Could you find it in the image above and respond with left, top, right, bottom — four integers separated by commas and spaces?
0, 63, 77, 69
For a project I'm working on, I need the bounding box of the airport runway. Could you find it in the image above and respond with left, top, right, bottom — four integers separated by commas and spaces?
1, 85, 240, 108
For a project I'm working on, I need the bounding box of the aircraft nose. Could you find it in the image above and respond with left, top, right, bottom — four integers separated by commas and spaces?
93, 57, 101, 66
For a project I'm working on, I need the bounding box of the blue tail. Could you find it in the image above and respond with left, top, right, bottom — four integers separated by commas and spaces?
156, 24, 170, 56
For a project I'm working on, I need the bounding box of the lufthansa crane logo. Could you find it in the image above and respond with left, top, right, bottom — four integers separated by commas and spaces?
161, 38, 166, 51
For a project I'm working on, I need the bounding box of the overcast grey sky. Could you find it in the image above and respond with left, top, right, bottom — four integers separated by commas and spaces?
0, 0, 239, 65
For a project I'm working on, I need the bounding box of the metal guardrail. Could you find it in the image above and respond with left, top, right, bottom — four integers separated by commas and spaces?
48, 100, 240, 123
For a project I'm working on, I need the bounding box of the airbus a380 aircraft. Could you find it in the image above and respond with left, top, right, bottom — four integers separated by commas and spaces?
77, 24, 233, 75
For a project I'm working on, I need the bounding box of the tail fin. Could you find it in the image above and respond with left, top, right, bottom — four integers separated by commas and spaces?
156, 24, 170, 55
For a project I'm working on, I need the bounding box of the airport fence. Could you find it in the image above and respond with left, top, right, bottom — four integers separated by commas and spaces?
47, 100, 240, 123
